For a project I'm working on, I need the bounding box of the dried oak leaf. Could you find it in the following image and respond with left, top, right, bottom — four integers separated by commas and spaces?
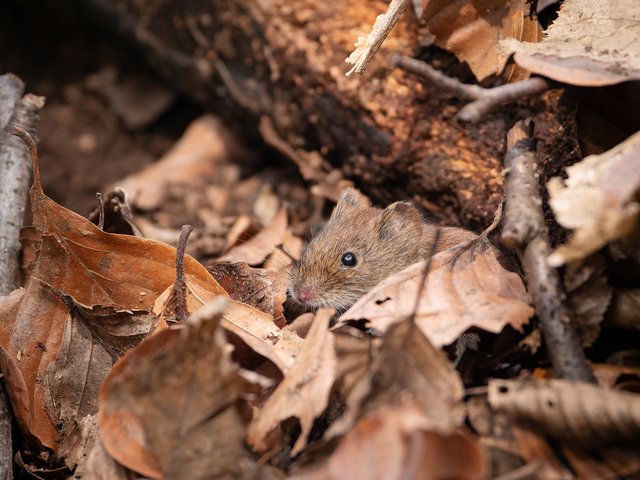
327, 319, 465, 441
607, 288, 640, 331
217, 207, 288, 265
420, 0, 541, 80
548, 130, 640, 266
0, 142, 226, 453
489, 378, 640, 446
113, 115, 241, 210
501, 0, 640, 86
246, 308, 336, 456
292, 400, 487, 480
209, 262, 286, 326
99, 298, 257, 479
337, 241, 533, 348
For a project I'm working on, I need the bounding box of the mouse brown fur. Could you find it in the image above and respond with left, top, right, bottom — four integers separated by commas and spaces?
288, 188, 477, 312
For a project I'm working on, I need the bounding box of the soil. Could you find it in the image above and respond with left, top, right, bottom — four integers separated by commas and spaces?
0, 1, 203, 215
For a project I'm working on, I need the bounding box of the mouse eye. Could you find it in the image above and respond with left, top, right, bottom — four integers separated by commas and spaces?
340, 252, 357, 267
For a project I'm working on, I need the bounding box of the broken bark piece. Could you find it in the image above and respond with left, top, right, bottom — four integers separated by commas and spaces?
500, 120, 594, 382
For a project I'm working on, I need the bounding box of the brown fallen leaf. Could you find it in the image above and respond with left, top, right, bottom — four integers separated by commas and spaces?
607, 288, 640, 331
501, 0, 640, 86
420, 0, 541, 81
99, 298, 258, 479
0, 131, 226, 456
217, 207, 288, 265
564, 254, 612, 347
246, 308, 336, 455
337, 240, 533, 348
221, 299, 302, 375
548, 130, 640, 266
209, 262, 286, 326
327, 319, 465, 441
488, 378, 640, 446
293, 400, 487, 480
113, 115, 244, 210
263, 228, 304, 289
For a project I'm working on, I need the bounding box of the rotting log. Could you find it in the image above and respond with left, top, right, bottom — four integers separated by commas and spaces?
74, 0, 579, 228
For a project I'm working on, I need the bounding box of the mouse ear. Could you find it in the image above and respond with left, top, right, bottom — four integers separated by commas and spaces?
330, 188, 371, 220
378, 201, 424, 241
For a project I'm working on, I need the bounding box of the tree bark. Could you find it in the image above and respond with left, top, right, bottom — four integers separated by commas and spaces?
76, 0, 578, 228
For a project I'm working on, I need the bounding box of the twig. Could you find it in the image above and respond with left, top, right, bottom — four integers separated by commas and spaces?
345, 0, 411, 76
389, 54, 552, 123
96, 193, 105, 231
170, 225, 194, 323
500, 120, 594, 382
0, 73, 44, 480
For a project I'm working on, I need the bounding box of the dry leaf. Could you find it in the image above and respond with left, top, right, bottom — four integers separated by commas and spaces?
209, 262, 286, 325
0, 139, 226, 454
294, 400, 487, 480
337, 241, 533, 347
263, 229, 304, 288
489, 379, 640, 445
246, 308, 336, 456
217, 207, 288, 265
607, 288, 640, 331
564, 254, 612, 346
83, 439, 131, 480
327, 319, 465, 440
420, 0, 540, 80
548, 130, 640, 266
113, 115, 240, 210
501, 0, 640, 86
99, 298, 257, 479
221, 299, 302, 374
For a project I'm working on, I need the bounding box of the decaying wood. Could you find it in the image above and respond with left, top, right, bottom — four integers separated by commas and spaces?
0, 73, 44, 480
72, 0, 579, 227
501, 120, 594, 382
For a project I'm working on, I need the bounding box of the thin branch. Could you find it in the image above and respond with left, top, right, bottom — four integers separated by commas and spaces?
390, 54, 552, 123
501, 120, 594, 383
96, 193, 105, 231
345, 0, 412, 76
0, 73, 44, 480
170, 225, 194, 323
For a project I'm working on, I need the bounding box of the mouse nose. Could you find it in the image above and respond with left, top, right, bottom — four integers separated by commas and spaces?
296, 286, 315, 304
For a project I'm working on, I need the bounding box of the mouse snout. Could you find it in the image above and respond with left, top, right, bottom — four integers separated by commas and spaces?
294, 285, 316, 304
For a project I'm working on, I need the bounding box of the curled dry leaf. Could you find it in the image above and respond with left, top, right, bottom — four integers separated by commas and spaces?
113, 115, 241, 210
0, 137, 226, 454
548, 130, 640, 266
217, 207, 288, 265
246, 308, 336, 456
564, 254, 612, 347
420, 0, 541, 81
501, 0, 640, 86
337, 241, 533, 348
489, 379, 640, 446
221, 299, 302, 374
209, 262, 286, 326
99, 298, 257, 479
328, 319, 465, 441
293, 400, 487, 480
607, 288, 640, 331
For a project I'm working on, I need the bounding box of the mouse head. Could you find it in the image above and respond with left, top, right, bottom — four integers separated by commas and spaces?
288, 188, 426, 312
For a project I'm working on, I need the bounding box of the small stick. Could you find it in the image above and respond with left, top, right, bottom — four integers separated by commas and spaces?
96, 193, 105, 231
501, 120, 594, 382
390, 54, 552, 123
0, 75, 44, 480
171, 225, 194, 323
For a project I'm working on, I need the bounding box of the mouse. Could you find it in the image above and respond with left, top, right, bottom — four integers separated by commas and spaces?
287, 188, 478, 312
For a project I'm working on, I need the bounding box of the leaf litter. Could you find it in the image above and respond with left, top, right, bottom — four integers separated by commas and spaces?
4, 8, 640, 474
